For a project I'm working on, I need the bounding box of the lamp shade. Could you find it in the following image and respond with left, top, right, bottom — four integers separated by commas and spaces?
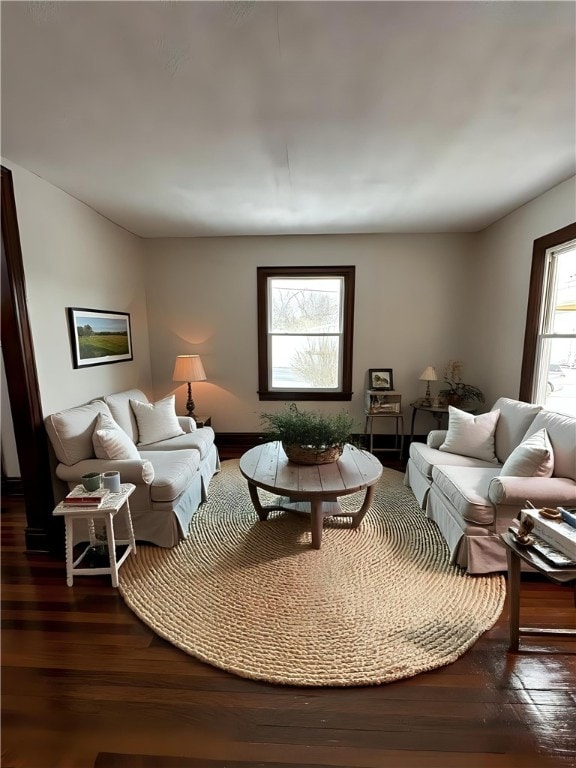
419, 366, 437, 382
173, 355, 207, 382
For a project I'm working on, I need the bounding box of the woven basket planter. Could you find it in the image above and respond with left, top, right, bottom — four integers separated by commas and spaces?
282, 443, 344, 465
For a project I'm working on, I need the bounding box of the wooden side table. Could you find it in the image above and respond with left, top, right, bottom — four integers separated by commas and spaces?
501, 532, 576, 651
364, 411, 404, 458
53, 483, 137, 587
409, 400, 476, 445
193, 415, 211, 428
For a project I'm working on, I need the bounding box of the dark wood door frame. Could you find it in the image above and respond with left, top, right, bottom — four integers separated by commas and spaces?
519, 222, 576, 402
1, 165, 55, 551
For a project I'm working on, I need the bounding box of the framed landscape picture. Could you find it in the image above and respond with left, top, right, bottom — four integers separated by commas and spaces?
368, 368, 394, 391
68, 308, 133, 368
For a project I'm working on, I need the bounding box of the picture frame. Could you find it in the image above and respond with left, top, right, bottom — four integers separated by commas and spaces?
368, 368, 394, 391
68, 307, 133, 369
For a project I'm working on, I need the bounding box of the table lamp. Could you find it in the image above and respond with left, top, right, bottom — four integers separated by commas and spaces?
419, 366, 437, 407
173, 355, 206, 417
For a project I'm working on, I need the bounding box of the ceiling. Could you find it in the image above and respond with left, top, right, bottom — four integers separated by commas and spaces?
1, 1, 575, 238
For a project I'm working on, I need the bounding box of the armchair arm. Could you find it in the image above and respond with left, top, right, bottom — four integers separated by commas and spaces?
177, 416, 197, 433
489, 476, 576, 506
56, 458, 155, 486
427, 430, 447, 449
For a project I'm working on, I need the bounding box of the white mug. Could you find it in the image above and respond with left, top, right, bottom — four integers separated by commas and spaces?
102, 471, 121, 493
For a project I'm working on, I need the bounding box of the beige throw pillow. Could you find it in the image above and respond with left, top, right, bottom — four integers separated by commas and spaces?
131, 394, 185, 446
499, 428, 554, 477
92, 412, 140, 460
439, 407, 500, 463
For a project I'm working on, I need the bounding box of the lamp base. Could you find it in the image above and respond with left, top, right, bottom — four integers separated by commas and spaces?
421, 382, 432, 407
186, 382, 196, 418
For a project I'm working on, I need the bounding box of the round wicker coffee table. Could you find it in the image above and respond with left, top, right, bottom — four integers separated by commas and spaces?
239, 441, 382, 549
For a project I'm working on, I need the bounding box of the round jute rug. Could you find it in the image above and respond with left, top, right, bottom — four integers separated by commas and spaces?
119, 460, 505, 687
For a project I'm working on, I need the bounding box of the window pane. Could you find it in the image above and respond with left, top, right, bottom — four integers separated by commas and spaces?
269, 278, 342, 334
549, 248, 576, 336
271, 335, 339, 389
539, 340, 575, 413
535, 243, 576, 414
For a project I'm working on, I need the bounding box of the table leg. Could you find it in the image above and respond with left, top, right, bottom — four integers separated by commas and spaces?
410, 407, 417, 446
247, 481, 270, 521
65, 518, 74, 587
506, 547, 521, 652
124, 500, 137, 555
310, 499, 323, 550
350, 483, 377, 529
104, 513, 119, 588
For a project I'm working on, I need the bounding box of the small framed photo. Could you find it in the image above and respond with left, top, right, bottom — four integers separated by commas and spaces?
368, 368, 394, 391
68, 307, 133, 369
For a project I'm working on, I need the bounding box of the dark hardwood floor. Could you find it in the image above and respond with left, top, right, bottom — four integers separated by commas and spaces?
2, 490, 575, 768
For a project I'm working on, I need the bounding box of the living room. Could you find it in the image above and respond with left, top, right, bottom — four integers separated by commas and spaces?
2, 2, 575, 766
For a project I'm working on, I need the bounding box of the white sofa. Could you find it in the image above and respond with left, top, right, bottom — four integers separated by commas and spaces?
404, 397, 576, 574
45, 389, 220, 547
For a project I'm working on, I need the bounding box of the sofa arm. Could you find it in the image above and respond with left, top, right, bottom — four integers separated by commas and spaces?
177, 416, 197, 433
56, 458, 155, 486
427, 430, 447, 449
489, 476, 576, 506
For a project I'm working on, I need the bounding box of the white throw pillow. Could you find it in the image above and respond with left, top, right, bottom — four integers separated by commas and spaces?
499, 428, 554, 477
439, 407, 500, 463
92, 412, 140, 460
130, 394, 185, 446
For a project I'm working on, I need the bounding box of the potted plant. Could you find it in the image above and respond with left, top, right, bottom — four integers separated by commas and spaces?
261, 403, 355, 464
439, 360, 485, 407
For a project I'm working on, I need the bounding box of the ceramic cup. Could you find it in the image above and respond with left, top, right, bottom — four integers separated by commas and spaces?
102, 470, 121, 493
81, 472, 101, 492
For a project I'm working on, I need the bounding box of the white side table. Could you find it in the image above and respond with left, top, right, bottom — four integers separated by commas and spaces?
53, 483, 137, 587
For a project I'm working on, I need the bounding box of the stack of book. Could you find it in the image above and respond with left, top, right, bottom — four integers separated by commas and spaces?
62, 487, 110, 509
521, 508, 576, 561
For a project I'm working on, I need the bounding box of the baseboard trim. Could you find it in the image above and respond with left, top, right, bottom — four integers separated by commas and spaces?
1, 476, 24, 496
215, 432, 415, 461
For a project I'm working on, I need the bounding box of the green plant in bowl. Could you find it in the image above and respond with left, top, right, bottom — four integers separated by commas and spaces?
261, 403, 355, 449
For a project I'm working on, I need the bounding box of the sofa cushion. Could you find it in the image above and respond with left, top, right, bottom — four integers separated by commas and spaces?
131, 395, 185, 446
499, 428, 554, 478
92, 412, 140, 461
491, 397, 542, 464
45, 400, 113, 466
138, 426, 216, 459
409, 442, 501, 481
523, 410, 576, 481
104, 389, 148, 443
431, 466, 502, 525
439, 407, 500, 463
141, 450, 201, 503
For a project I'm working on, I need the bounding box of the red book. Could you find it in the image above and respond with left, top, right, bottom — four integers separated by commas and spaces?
63, 488, 110, 506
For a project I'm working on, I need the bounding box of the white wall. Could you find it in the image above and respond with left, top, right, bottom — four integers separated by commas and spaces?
5, 156, 572, 437
2, 159, 152, 416
143, 233, 476, 432
470, 176, 576, 404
